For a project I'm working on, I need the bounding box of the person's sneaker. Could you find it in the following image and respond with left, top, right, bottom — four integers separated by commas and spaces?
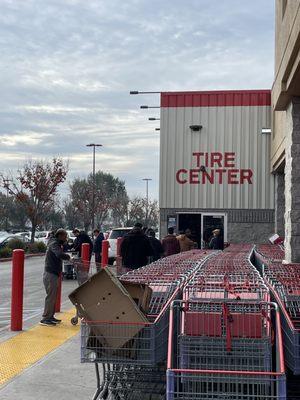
39, 319, 57, 326
51, 317, 62, 324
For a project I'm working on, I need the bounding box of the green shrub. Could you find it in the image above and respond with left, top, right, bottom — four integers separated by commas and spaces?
0, 247, 13, 258
7, 238, 26, 250
27, 241, 47, 254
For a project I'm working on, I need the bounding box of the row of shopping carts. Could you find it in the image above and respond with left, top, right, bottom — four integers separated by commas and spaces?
78, 245, 287, 399
80, 250, 217, 400
255, 244, 300, 376
167, 248, 286, 400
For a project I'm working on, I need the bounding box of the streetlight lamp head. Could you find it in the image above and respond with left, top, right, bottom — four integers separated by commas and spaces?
86, 143, 103, 147
130, 91, 139, 95
140, 105, 148, 109
155, 128, 160, 131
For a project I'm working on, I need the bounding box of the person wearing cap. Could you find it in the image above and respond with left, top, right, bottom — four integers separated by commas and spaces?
209, 228, 224, 250
120, 222, 153, 269
40, 229, 71, 326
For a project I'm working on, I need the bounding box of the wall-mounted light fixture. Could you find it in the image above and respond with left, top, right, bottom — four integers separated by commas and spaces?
190, 125, 203, 132
261, 128, 272, 134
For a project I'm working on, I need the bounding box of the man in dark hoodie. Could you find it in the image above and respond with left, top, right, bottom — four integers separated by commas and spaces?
72, 228, 93, 259
40, 229, 71, 326
120, 222, 153, 269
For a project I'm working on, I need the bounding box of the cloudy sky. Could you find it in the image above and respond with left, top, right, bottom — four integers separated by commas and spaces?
0, 0, 275, 200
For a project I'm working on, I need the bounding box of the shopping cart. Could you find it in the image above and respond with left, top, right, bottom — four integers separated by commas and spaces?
167, 300, 286, 400
262, 263, 300, 375
70, 258, 97, 326
62, 251, 79, 280
80, 250, 218, 400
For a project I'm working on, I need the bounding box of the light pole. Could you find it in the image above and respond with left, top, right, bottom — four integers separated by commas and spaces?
3, 178, 11, 232
86, 144, 102, 232
142, 178, 152, 227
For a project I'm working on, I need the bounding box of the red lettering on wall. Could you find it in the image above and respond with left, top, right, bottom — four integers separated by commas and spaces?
202, 170, 214, 184
215, 169, 226, 184
228, 169, 239, 184
189, 169, 200, 184
240, 169, 253, 184
211, 152, 222, 167
192, 152, 204, 168
224, 152, 235, 167
176, 169, 187, 184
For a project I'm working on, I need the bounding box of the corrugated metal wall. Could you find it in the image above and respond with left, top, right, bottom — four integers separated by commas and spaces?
159, 91, 273, 210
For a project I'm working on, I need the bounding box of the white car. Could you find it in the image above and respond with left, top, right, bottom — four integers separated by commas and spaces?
15, 232, 31, 243
34, 231, 50, 245
108, 227, 132, 264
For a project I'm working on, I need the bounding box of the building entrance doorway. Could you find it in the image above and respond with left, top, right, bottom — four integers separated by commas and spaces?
178, 213, 202, 248
177, 212, 227, 249
201, 213, 227, 249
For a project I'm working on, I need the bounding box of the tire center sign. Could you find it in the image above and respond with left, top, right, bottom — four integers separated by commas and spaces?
176, 152, 253, 185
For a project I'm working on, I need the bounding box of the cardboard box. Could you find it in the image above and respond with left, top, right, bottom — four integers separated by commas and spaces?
121, 281, 152, 314
69, 268, 148, 349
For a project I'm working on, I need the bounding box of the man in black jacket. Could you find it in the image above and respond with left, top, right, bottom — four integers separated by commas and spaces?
40, 229, 70, 326
93, 228, 104, 265
148, 229, 164, 262
72, 228, 93, 259
120, 223, 153, 270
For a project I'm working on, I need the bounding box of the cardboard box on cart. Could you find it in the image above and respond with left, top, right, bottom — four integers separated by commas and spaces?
69, 268, 150, 350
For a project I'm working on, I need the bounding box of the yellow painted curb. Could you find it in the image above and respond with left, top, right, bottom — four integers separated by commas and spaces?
0, 308, 79, 386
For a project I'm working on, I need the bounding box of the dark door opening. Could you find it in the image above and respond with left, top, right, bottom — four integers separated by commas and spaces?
178, 214, 202, 248
202, 214, 224, 249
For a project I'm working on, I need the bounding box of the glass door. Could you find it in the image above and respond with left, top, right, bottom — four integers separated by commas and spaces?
201, 213, 227, 249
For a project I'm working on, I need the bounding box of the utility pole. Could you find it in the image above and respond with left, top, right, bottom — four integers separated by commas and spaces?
3, 178, 11, 232
86, 144, 102, 232
142, 178, 152, 227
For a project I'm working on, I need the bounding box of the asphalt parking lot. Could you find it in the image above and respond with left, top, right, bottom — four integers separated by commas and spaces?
0, 256, 77, 335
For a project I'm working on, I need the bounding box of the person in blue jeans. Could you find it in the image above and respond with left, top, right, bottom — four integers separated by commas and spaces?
40, 229, 71, 327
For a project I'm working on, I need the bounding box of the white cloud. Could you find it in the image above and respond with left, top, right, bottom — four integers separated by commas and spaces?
0, 0, 275, 199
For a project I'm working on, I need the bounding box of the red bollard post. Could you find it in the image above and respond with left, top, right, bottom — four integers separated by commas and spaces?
116, 237, 123, 274
81, 243, 90, 271
55, 273, 62, 313
101, 240, 109, 268
116, 237, 122, 257
11, 249, 25, 331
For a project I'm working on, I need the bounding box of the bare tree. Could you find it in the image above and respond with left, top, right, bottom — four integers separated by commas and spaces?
67, 171, 128, 231
127, 196, 159, 229
1, 158, 68, 242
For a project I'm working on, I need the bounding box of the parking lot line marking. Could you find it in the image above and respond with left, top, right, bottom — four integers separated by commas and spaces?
0, 308, 79, 386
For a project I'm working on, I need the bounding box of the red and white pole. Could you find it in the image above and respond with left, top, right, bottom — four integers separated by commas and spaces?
55, 273, 62, 313
11, 249, 25, 331
81, 243, 90, 271
101, 240, 109, 268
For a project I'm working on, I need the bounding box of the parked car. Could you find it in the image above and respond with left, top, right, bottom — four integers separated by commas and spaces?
107, 227, 132, 264
34, 231, 50, 245
0, 234, 19, 249
15, 232, 31, 243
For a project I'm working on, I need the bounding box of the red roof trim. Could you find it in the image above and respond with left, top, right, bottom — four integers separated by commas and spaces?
161, 90, 271, 107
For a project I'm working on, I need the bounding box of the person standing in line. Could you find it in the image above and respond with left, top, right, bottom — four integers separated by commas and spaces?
209, 229, 224, 250
40, 229, 71, 326
177, 229, 197, 252
161, 227, 180, 257
147, 229, 164, 262
120, 222, 153, 270
93, 228, 105, 266
72, 228, 93, 259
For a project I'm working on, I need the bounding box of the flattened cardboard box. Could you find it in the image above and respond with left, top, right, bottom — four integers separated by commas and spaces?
69, 268, 148, 349
121, 280, 152, 314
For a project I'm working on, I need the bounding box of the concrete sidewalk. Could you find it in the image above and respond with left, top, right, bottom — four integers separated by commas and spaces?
0, 334, 96, 399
